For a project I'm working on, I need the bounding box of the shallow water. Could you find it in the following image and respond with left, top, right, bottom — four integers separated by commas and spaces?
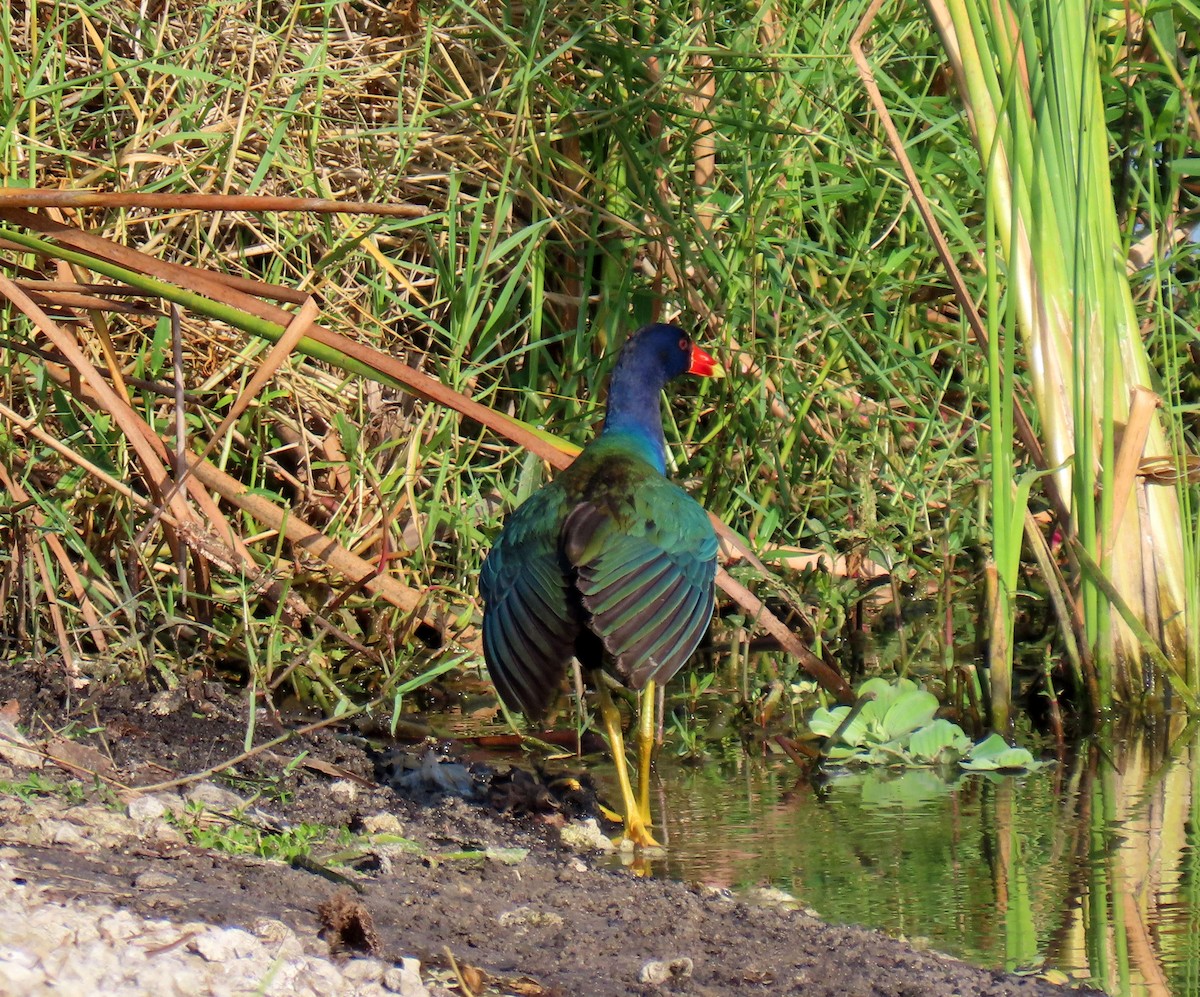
591, 725, 1200, 996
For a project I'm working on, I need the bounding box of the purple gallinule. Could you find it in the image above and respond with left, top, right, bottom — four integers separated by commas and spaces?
480, 323, 722, 846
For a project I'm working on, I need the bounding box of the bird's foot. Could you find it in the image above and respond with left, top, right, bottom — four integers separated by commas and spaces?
616, 815, 663, 851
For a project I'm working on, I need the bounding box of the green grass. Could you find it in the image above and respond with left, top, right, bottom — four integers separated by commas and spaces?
0, 770, 88, 805
169, 803, 336, 863
0, 0, 1196, 734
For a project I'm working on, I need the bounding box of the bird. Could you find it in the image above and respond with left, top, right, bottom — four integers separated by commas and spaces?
479, 322, 722, 847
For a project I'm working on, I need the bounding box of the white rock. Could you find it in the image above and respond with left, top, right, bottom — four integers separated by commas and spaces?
0, 857, 440, 997
639, 956, 695, 985
253, 917, 306, 962
191, 926, 263, 962
361, 812, 405, 836
341, 957, 386, 983
0, 960, 47, 991
127, 794, 168, 822
558, 818, 615, 852
47, 820, 89, 848
0, 718, 43, 769
98, 911, 143, 942
184, 781, 247, 813
383, 958, 430, 996
0, 944, 40, 970
329, 779, 358, 805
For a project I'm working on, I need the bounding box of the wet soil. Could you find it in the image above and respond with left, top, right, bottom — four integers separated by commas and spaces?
0, 659, 1093, 997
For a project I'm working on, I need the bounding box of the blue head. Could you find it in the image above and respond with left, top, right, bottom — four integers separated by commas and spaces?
600, 323, 722, 473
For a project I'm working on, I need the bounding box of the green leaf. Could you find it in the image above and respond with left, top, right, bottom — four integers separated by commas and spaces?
879, 687, 940, 740
859, 676, 905, 701
810, 705, 870, 747
858, 769, 956, 806
907, 719, 972, 764
960, 734, 1045, 772
807, 706, 848, 738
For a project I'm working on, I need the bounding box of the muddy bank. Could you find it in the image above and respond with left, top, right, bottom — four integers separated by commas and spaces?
0, 660, 1093, 996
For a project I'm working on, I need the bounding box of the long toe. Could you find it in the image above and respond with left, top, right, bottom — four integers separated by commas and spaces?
618, 810, 662, 849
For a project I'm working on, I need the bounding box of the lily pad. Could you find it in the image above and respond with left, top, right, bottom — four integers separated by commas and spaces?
808, 679, 1045, 774
857, 767, 958, 807
906, 719, 972, 765
960, 733, 1047, 772
879, 687, 939, 741
809, 705, 863, 744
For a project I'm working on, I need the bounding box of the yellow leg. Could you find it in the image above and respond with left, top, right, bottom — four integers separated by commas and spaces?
636, 681, 656, 826
595, 678, 660, 848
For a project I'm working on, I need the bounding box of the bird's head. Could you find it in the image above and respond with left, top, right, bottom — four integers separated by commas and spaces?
616, 323, 724, 386
601, 323, 723, 470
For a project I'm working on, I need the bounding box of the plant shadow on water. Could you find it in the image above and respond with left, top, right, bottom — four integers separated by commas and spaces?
587, 719, 1200, 996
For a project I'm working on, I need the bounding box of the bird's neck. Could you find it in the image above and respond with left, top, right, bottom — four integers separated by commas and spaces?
601, 398, 668, 475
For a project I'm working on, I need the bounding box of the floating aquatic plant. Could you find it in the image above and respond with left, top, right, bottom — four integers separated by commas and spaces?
809, 678, 1045, 772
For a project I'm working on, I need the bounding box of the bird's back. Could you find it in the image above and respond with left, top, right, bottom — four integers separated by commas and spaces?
480, 437, 717, 719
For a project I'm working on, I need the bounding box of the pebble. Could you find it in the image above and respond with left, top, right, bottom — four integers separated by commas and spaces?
362, 812, 405, 836
0, 719, 43, 769
746, 885, 799, 907
127, 795, 168, 823
47, 820, 90, 848
383, 958, 430, 996
0, 860, 433, 996
329, 780, 358, 806
498, 906, 564, 931
341, 957, 387, 983
639, 956, 695, 985
133, 870, 177, 890
191, 926, 262, 962
557, 818, 615, 853
184, 781, 248, 813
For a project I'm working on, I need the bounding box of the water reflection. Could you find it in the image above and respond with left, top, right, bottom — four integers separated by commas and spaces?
593, 723, 1200, 996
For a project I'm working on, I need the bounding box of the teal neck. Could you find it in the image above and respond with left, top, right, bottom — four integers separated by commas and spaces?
596, 325, 684, 477
595, 426, 667, 476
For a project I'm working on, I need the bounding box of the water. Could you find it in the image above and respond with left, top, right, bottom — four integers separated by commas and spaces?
589, 725, 1200, 996
435, 677, 1200, 994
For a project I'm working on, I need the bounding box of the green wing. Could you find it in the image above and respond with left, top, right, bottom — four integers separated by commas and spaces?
479, 485, 578, 719
563, 476, 717, 689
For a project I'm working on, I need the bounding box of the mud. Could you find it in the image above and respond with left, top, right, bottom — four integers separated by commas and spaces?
0, 659, 1094, 996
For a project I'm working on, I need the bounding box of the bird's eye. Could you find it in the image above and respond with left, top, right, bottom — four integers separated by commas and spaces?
678, 336, 689, 351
